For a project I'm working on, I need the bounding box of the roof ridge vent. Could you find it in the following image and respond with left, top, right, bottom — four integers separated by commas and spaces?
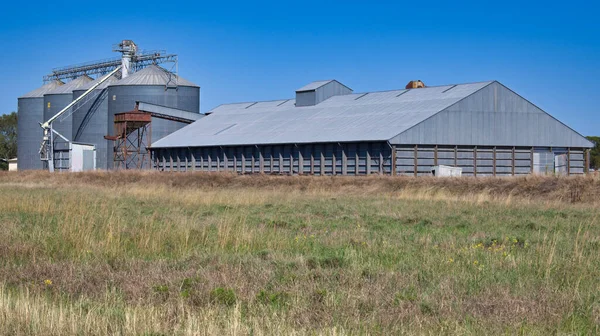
295, 80, 353, 107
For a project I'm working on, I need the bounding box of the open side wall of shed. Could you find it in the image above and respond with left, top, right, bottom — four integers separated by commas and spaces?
153, 142, 393, 175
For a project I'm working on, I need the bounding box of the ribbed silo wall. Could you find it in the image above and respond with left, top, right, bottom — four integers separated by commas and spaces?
107, 85, 200, 115
43, 93, 74, 140
72, 89, 110, 169
17, 97, 44, 170
43, 93, 75, 171
152, 117, 190, 144
106, 85, 200, 169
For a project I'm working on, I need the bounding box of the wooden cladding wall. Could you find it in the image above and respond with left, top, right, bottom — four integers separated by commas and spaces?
395, 145, 586, 176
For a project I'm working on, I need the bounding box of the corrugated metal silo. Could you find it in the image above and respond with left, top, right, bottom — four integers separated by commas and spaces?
72, 74, 119, 170
107, 65, 200, 168
17, 80, 63, 170
43, 76, 93, 141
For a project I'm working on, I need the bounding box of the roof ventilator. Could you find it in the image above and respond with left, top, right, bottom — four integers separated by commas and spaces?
406, 80, 426, 89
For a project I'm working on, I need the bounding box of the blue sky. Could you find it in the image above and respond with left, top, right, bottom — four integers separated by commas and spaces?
1, 0, 598, 135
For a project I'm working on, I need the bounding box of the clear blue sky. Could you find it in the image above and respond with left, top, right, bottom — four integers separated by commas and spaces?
1, 0, 598, 135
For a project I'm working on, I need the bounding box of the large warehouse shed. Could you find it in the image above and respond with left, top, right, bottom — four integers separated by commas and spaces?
151, 80, 593, 176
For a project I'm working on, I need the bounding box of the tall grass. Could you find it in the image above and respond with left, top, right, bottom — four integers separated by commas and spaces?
0, 172, 598, 335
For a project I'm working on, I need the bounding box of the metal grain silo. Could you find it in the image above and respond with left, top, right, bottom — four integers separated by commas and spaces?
43, 76, 93, 141
107, 65, 200, 168
72, 74, 119, 170
17, 80, 63, 170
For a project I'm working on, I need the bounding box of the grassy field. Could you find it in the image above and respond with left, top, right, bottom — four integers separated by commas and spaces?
0, 172, 598, 335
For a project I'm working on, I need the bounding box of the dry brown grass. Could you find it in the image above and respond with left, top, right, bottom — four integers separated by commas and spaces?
0, 171, 598, 334
1, 170, 599, 205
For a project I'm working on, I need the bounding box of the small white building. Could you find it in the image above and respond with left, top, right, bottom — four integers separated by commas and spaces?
432, 165, 462, 177
8, 158, 17, 171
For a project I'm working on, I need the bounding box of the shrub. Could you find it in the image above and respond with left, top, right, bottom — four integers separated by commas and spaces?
394, 286, 418, 304
152, 285, 168, 293
312, 289, 327, 304
209, 287, 236, 306
256, 290, 289, 307
419, 302, 436, 315
307, 255, 345, 269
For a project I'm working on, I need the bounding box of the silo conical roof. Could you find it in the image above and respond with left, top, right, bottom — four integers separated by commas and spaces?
47, 76, 93, 94
110, 64, 198, 87
19, 80, 64, 98
76, 73, 120, 91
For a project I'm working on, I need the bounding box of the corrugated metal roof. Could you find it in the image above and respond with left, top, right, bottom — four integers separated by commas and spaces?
137, 102, 203, 122
19, 80, 64, 98
109, 65, 198, 87
296, 80, 352, 92
76, 74, 120, 91
210, 99, 294, 114
46, 76, 93, 95
152, 81, 493, 148
296, 80, 335, 92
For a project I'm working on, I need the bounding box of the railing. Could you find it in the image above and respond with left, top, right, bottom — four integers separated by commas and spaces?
43, 51, 178, 83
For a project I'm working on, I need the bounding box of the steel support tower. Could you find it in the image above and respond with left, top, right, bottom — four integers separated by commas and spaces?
105, 110, 152, 170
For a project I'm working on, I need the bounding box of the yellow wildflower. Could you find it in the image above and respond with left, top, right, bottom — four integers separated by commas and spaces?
44, 279, 52, 286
